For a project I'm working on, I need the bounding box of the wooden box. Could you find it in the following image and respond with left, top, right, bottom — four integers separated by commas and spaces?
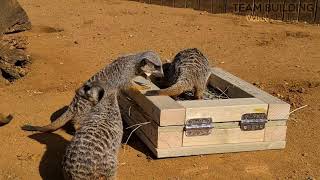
119, 67, 290, 158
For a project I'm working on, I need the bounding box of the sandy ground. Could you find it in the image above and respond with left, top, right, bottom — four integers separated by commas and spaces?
0, 0, 320, 179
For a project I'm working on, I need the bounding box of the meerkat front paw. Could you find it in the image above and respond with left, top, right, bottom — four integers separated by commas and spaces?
145, 90, 160, 96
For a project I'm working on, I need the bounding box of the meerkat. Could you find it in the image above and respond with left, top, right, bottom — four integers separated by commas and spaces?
62, 81, 122, 180
147, 48, 211, 99
21, 51, 163, 132
0, 113, 13, 126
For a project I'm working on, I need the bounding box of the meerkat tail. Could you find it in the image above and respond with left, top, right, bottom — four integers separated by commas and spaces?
21, 108, 74, 132
0, 114, 13, 125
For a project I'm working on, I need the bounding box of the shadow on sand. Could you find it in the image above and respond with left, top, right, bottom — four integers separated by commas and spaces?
29, 133, 69, 180
122, 122, 156, 159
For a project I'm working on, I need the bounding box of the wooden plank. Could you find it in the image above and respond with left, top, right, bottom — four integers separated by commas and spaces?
183, 128, 265, 146
283, 0, 299, 22
210, 68, 290, 120
178, 98, 268, 123
253, 0, 269, 17
183, 124, 287, 146
119, 93, 183, 148
267, 0, 285, 20
158, 131, 183, 148
264, 126, 287, 141
130, 123, 285, 158
212, 0, 227, 13
157, 141, 286, 158
126, 76, 185, 126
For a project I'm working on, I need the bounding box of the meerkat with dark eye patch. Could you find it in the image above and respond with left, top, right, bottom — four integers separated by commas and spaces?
21, 51, 163, 132
0, 113, 13, 126
147, 48, 211, 99
62, 81, 122, 180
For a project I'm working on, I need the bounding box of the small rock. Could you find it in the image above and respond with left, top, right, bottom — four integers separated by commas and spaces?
301, 153, 307, 157
220, 61, 225, 64
295, 65, 301, 68
129, 34, 133, 38
74, 41, 79, 44
137, 154, 142, 157
59, 62, 64, 65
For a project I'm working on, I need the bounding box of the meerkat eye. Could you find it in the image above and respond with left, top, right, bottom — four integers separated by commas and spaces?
98, 88, 104, 101
83, 85, 90, 92
154, 65, 161, 70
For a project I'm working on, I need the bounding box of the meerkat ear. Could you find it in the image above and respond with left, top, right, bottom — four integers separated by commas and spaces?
87, 85, 105, 104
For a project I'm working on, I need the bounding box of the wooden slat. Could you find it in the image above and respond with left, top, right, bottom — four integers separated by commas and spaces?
315, 0, 320, 23
183, 128, 265, 146
199, 0, 213, 12
283, 0, 299, 22
174, 0, 187, 8
129, 122, 285, 158
178, 98, 268, 122
126, 76, 185, 126
268, 0, 285, 20
253, 0, 269, 17
210, 68, 290, 120
157, 141, 286, 158
163, 0, 174, 7
226, 0, 240, 13
299, 0, 317, 23
185, 0, 199, 9
212, 0, 227, 13
238, 0, 254, 15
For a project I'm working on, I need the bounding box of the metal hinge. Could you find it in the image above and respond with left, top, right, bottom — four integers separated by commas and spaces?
185, 118, 213, 137
240, 113, 267, 131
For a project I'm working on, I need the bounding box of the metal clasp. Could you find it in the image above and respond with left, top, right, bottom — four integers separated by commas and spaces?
240, 113, 267, 131
185, 118, 213, 137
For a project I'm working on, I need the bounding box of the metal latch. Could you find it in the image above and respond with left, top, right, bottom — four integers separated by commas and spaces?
185, 118, 213, 137
240, 113, 267, 131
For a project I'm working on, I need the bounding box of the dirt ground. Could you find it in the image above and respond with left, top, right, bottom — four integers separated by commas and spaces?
0, 0, 320, 179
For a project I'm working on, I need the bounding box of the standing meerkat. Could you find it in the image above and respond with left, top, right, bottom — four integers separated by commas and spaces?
62, 81, 122, 180
0, 113, 13, 126
21, 51, 163, 132
147, 48, 211, 99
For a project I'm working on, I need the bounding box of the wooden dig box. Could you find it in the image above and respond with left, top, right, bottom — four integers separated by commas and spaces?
119, 68, 290, 158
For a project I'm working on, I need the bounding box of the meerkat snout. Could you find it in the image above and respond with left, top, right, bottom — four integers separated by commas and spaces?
138, 51, 164, 79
